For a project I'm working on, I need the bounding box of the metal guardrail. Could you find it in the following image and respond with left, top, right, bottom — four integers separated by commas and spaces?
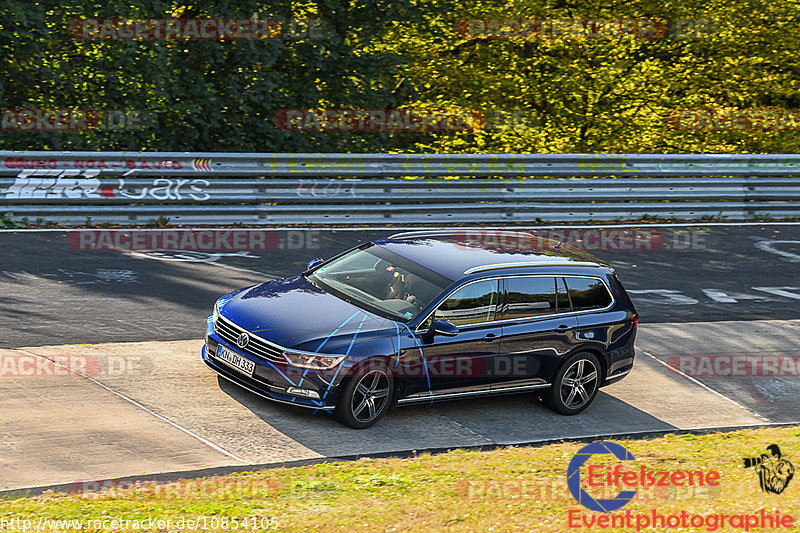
1, 152, 799, 225
3, 151, 800, 176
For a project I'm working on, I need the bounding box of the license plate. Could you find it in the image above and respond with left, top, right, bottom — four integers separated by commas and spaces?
214, 345, 256, 376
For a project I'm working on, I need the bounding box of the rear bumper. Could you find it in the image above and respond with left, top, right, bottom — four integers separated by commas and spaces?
602, 363, 634, 386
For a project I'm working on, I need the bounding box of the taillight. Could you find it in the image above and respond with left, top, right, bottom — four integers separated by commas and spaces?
632, 313, 639, 330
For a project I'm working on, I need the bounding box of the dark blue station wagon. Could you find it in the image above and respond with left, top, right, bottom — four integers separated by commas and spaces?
203, 230, 638, 428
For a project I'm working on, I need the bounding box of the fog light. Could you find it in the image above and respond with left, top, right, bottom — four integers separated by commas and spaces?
287, 387, 320, 399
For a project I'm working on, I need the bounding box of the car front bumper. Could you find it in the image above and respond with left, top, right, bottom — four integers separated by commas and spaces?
202, 316, 340, 411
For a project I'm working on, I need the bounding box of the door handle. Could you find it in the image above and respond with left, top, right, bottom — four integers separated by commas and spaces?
554, 324, 570, 332
482, 333, 497, 342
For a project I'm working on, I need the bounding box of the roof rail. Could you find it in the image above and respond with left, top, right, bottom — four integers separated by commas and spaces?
388, 229, 536, 240
464, 261, 600, 274
387, 230, 459, 239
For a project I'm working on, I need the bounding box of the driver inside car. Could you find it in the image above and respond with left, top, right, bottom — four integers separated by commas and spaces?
388, 272, 421, 306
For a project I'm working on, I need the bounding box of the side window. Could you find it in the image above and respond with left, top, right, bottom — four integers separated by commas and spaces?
504, 277, 557, 319
434, 279, 499, 326
565, 277, 612, 311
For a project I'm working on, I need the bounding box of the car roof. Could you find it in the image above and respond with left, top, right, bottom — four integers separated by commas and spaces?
373, 230, 609, 281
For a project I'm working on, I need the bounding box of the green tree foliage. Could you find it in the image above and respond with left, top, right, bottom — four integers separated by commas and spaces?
0, 0, 422, 151
1, 0, 799, 153
389, 0, 800, 153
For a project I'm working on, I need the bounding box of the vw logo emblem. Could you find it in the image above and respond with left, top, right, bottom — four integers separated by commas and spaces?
236, 332, 250, 349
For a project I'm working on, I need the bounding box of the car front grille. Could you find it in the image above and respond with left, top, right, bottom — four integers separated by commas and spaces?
214, 315, 287, 364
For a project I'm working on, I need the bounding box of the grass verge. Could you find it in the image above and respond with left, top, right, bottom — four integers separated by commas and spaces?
2, 426, 800, 532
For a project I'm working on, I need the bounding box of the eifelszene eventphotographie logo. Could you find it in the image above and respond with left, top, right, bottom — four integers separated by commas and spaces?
564, 441, 762, 531
568, 441, 637, 512
743, 444, 794, 495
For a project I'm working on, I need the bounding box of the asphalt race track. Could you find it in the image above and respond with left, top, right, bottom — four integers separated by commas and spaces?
2, 223, 800, 492
3, 224, 800, 349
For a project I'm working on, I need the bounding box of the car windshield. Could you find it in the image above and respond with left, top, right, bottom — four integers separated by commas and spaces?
306, 244, 451, 321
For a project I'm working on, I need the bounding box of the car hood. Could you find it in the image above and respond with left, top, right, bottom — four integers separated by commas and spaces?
217, 275, 400, 354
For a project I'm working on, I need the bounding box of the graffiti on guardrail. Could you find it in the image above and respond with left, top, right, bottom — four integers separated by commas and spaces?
0, 152, 799, 224
1, 169, 210, 200
3, 157, 184, 171
115, 178, 210, 201
654, 160, 800, 172
3, 153, 800, 177
295, 180, 358, 198
3, 170, 106, 199
577, 158, 800, 173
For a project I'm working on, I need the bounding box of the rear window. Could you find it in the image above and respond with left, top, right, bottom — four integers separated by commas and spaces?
565, 277, 613, 311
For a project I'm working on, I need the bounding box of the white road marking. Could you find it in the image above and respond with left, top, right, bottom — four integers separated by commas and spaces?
701, 289, 771, 303
627, 289, 699, 304
123, 250, 275, 278
753, 286, 800, 300
754, 240, 800, 262
17, 348, 251, 465
641, 350, 771, 423
1, 269, 139, 285
127, 250, 260, 263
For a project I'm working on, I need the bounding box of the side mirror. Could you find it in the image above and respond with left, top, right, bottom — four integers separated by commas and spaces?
307, 257, 324, 270
429, 319, 459, 337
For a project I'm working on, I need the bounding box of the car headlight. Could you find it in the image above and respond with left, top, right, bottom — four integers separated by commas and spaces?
212, 300, 220, 323
283, 351, 346, 370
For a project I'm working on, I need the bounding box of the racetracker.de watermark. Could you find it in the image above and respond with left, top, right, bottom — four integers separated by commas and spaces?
1, 109, 153, 131
452, 229, 706, 252
67, 476, 281, 499
274, 109, 544, 132
666, 109, 800, 131
667, 355, 800, 378
456, 18, 718, 41
273, 109, 484, 132
66, 229, 321, 251
0, 353, 151, 378
457, 479, 720, 502
68, 18, 333, 40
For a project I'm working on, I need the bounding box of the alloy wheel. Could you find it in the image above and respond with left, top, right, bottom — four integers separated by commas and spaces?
350, 370, 391, 423
560, 358, 599, 410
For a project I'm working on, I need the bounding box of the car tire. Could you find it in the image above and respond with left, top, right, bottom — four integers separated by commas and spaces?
335, 360, 394, 429
544, 352, 602, 415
